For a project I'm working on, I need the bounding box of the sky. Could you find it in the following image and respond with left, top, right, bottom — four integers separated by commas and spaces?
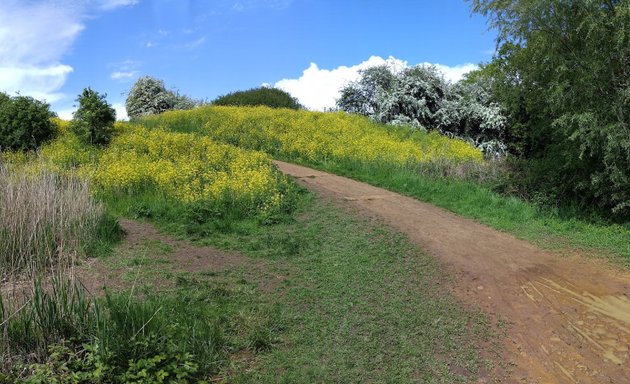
0, 0, 497, 119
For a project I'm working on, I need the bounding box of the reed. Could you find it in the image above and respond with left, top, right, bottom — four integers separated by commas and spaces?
0, 163, 105, 281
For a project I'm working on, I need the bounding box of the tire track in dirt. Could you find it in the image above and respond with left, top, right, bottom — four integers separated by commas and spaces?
275, 160, 630, 384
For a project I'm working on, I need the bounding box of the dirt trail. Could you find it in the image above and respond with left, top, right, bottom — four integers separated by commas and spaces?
275, 161, 630, 384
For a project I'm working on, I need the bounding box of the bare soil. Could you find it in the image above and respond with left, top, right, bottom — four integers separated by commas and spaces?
275, 160, 630, 384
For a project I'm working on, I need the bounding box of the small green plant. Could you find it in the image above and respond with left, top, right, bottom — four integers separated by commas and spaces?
212, 87, 302, 109
0, 92, 56, 151
71, 88, 116, 146
1, 275, 277, 382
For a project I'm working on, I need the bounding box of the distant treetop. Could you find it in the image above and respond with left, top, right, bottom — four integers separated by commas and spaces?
212, 87, 302, 110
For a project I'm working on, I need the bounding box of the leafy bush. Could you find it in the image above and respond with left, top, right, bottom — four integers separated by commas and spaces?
71, 88, 116, 146
213, 87, 302, 109
125, 76, 198, 119
337, 64, 507, 157
0, 93, 56, 151
471, 0, 630, 217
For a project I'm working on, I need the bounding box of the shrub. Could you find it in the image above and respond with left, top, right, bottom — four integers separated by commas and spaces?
471, 0, 630, 217
0, 93, 56, 151
71, 88, 116, 146
1, 278, 277, 382
126, 76, 198, 119
213, 87, 302, 109
337, 64, 508, 156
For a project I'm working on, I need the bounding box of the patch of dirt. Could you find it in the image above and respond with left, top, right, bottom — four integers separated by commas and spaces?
275, 160, 630, 384
77, 219, 286, 295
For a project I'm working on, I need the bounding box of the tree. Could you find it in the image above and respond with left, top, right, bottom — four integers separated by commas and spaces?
471, 0, 630, 216
0, 93, 56, 151
71, 88, 116, 146
337, 64, 508, 156
337, 65, 396, 115
125, 76, 199, 119
212, 87, 303, 109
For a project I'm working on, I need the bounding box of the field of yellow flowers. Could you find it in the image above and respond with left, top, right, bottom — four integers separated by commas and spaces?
1, 119, 296, 219
140, 106, 483, 167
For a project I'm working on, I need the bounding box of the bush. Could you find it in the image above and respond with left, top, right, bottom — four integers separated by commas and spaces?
126, 76, 198, 119
337, 65, 507, 156
71, 88, 116, 146
213, 87, 302, 109
0, 93, 56, 151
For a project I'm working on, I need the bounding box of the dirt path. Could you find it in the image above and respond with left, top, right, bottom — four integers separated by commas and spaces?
78, 219, 285, 295
275, 161, 630, 384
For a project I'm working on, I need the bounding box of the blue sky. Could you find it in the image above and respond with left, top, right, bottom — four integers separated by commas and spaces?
0, 0, 496, 119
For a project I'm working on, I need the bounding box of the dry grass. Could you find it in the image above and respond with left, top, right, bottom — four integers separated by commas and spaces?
0, 162, 105, 282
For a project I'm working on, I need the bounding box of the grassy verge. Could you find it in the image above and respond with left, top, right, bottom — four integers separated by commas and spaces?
180, 196, 498, 383
306, 159, 630, 266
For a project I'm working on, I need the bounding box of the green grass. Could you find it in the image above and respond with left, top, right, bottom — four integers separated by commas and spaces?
135, 107, 629, 266
187, 196, 498, 383
3, 194, 498, 382
310, 159, 630, 266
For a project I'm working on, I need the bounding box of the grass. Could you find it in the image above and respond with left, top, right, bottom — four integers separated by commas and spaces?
2, 193, 499, 382
311, 159, 630, 266
135, 106, 629, 265
155, 195, 498, 383
0, 164, 120, 280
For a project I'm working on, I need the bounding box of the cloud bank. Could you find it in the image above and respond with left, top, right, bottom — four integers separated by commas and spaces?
0, 0, 137, 104
275, 56, 478, 111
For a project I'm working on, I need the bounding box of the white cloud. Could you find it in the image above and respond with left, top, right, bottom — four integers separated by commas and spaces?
275, 56, 478, 111
111, 70, 140, 80
424, 62, 478, 83
184, 36, 207, 50
56, 108, 75, 121
0, 1, 83, 102
112, 102, 129, 121
0, 1, 138, 104
98, 0, 140, 11
275, 56, 406, 111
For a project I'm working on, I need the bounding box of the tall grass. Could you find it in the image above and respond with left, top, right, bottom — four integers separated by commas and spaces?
1, 276, 277, 381
0, 163, 107, 280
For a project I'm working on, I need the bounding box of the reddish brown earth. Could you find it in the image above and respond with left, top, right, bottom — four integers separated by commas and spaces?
275, 160, 630, 384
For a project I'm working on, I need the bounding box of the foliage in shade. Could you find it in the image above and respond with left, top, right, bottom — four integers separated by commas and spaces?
0, 93, 56, 151
71, 87, 116, 146
471, 0, 630, 217
212, 87, 303, 110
